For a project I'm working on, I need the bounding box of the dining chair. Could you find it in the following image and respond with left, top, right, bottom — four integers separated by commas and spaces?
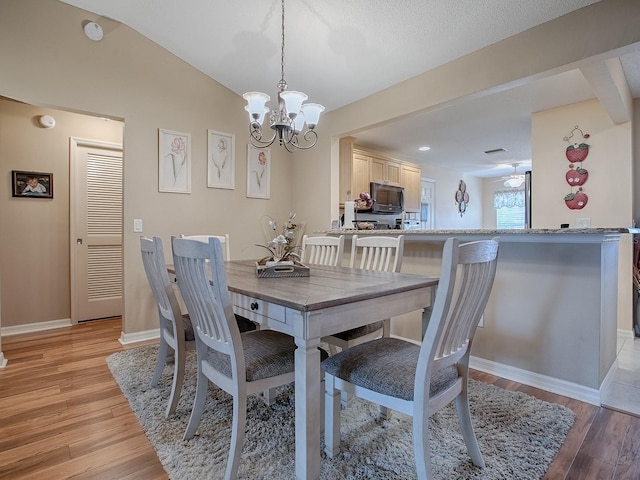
300, 234, 345, 267
179, 233, 256, 333
140, 236, 195, 418
322, 237, 499, 478
179, 233, 231, 260
322, 235, 405, 355
171, 236, 298, 480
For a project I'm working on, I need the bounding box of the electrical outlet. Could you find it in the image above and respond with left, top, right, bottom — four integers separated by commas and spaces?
133, 218, 143, 233
577, 218, 590, 228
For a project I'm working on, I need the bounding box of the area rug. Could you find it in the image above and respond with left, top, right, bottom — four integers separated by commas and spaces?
107, 346, 575, 480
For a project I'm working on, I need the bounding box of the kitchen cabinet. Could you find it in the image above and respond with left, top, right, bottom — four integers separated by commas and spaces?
401, 164, 421, 212
370, 156, 400, 185
339, 138, 421, 208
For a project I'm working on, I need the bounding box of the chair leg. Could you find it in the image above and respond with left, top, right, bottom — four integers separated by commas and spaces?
413, 406, 432, 479
183, 361, 209, 440
165, 344, 185, 417
455, 388, 485, 468
324, 374, 341, 458
151, 336, 169, 387
225, 390, 247, 480
260, 388, 276, 406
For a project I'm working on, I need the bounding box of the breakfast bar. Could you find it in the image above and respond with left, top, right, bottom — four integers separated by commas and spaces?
326, 228, 635, 405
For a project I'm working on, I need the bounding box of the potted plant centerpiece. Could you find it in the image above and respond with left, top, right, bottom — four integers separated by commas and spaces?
255, 213, 309, 277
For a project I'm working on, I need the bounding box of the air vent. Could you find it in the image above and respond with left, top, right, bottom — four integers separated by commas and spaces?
484, 148, 508, 155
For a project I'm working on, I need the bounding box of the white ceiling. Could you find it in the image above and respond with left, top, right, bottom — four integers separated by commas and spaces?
59, 0, 640, 177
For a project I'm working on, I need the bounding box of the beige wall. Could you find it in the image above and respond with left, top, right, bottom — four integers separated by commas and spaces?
0, 99, 123, 327
1, 0, 639, 342
0, 0, 295, 336
532, 99, 632, 229
419, 165, 483, 229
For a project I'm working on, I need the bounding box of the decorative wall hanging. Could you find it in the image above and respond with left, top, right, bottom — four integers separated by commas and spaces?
246, 146, 271, 199
455, 180, 469, 217
159, 128, 191, 194
12, 170, 53, 198
562, 125, 590, 210
207, 129, 235, 190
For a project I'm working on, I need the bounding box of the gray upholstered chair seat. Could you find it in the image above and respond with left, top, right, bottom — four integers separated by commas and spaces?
206, 330, 296, 382
322, 337, 458, 401
330, 321, 384, 341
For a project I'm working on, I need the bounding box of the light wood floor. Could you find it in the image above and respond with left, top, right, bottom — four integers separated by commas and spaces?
0, 317, 639, 479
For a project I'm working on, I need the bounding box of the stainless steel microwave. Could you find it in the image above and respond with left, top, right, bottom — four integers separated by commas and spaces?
370, 182, 404, 214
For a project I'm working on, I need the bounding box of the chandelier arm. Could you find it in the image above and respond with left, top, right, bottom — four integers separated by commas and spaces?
249, 124, 278, 148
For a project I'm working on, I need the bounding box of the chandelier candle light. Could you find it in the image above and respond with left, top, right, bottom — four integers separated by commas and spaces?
243, 0, 324, 152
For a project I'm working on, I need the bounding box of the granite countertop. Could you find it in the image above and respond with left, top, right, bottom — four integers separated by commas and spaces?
325, 227, 639, 235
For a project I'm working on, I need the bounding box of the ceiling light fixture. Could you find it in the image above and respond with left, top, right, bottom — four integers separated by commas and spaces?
503, 163, 525, 188
504, 176, 525, 188
242, 0, 324, 152
418, 146, 431, 151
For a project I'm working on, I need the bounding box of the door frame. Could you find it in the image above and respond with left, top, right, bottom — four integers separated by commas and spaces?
69, 137, 123, 324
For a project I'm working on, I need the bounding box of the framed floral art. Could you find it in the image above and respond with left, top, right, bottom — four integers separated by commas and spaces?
207, 129, 235, 189
159, 128, 191, 193
246, 146, 270, 199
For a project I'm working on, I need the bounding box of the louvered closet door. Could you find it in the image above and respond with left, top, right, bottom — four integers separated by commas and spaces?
71, 139, 123, 322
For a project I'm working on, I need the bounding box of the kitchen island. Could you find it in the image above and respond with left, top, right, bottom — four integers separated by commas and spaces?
324, 228, 636, 405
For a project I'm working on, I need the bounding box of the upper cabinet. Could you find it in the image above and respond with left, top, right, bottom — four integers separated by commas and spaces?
400, 164, 421, 212
370, 156, 400, 185
339, 137, 421, 212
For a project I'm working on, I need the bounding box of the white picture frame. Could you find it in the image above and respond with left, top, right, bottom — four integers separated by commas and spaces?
207, 129, 235, 189
159, 128, 191, 193
246, 146, 270, 199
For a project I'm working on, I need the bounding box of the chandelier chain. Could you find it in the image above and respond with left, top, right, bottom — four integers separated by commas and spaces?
279, 0, 286, 88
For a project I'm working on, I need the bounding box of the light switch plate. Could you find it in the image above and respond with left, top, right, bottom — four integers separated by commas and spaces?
133, 218, 143, 233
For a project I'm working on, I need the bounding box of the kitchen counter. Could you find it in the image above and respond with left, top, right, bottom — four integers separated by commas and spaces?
322, 227, 635, 405
325, 227, 637, 239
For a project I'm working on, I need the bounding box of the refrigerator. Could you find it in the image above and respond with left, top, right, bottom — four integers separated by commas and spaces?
525, 171, 532, 229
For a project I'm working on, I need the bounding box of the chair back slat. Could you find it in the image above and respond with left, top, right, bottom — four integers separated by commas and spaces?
350, 235, 405, 273
179, 234, 231, 261
418, 237, 499, 387
140, 237, 183, 336
171, 237, 240, 358
301, 235, 345, 267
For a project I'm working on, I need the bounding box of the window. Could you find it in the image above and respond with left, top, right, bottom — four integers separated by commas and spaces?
494, 190, 525, 229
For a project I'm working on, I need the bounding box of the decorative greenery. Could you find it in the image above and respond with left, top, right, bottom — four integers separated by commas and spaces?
256, 213, 305, 263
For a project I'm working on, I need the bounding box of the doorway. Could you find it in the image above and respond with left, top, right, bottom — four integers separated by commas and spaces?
70, 138, 123, 323
420, 178, 436, 230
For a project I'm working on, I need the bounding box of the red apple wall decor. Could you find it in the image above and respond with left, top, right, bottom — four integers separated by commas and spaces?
565, 167, 588, 186
565, 143, 590, 162
563, 125, 591, 210
564, 188, 588, 210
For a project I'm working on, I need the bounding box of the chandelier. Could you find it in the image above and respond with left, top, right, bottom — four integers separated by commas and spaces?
242, 0, 324, 152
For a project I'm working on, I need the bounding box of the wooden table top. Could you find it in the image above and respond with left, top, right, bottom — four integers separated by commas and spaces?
223, 260, 438, 312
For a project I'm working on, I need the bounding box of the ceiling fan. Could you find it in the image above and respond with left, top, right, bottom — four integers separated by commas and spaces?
497, 163, 527, 188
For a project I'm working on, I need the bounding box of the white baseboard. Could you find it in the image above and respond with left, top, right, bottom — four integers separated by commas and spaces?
618, 328, 635, 339
470, 355, 601, 406
119, 328, 160, 345
1, 318, 72, 336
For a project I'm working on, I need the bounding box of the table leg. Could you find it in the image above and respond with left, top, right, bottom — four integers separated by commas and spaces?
294, 336, 322, 480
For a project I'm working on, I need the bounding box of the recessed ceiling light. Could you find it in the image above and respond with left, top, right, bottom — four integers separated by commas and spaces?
418, 146, 430, 152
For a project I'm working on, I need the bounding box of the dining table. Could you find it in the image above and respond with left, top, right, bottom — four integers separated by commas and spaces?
170, 260, 438, 480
